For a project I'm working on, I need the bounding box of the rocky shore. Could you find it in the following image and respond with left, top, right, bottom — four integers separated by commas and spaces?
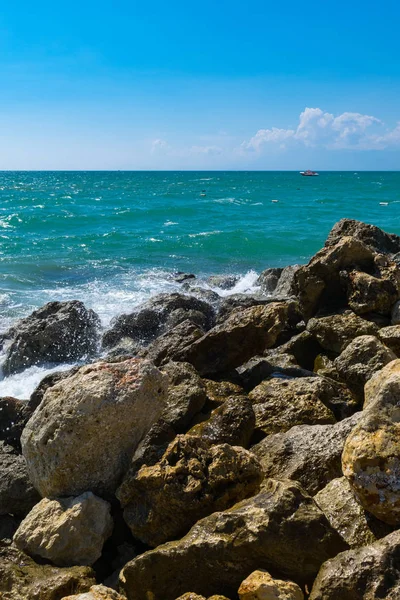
2, 218, 400, 598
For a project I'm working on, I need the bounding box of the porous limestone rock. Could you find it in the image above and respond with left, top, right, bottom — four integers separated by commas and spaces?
187, 397, 255, 447
314, 477, 392, 548
248, 377, 336, 436
160, 361, 206, 432
334, 335, 396, 399
342, 359, 400, 524
180, 302, 290, 376
21, 358, 167, 497
238, 570, 304, 600
0, 442, 40, 516
14, 492, 113, 567
175, 594, 206, 600
2, 300, 100, 375
273, 265, 301, 297
202, 378, 246, 409
145, 320, 205, 366
116, 435, 262, 547
306, 311, 379, 354
61, 584, 126, 599
216, 295, 278, 323
345, 266, 400, 316
309, 530, 400, 600
0, 541, 95, 600
252, 412, 362, 495
325, 218, 400, 254
378, 325, 400, 355
120, 479, 347, 600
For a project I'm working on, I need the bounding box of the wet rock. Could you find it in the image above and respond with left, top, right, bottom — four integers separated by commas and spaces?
345, 266, 400, 316
144, 320, 205, 366
181, 286, 221, 305
0, 396, 32, 450
309, 530, 400, 600
207, 275, 239, 290
174, 273, 196, 284
255, 267, 283, 294
378, 325, 400, 355
21, 358, 167, 498
187, 397, 255, 447
0, 442, 40, 516
306, 311, 379, 354
202, 378, 246, 410
238, 570, 304, 600
391, 299, 400, 324
14, 492, 113, 567
102, 293, 215, 349
248, 377, 336, 436
342, 359, 400, 525
252, 412, 362, 495
274, 265, 301, 297
2, 301, 100, 375
334, 335, 396, 399
120, 479, 347, 600
314, 477, 393, 548
160, 361, 207, 432
166, 308, 210, 331
180, 302, 290, 376
116, 435, 262, 547
294, 236, 376, 319
0, 541, 95, 599
325, 218, 400, 254
62, 585, 126, 600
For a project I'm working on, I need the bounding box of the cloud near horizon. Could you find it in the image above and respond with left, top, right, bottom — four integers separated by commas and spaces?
243, 107, 400, 152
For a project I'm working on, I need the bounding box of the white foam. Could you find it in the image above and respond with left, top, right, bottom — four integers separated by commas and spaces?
0, 363, 76, 400
206, 270, 260, 297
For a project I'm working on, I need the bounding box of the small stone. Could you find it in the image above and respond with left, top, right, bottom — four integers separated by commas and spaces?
14, 492, 113, 567
238, 570, 304, 600
61, 584, 126, 599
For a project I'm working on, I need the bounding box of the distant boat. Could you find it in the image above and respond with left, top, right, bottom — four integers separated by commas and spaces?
300, 170, 319, 176
200, 190, 206, 197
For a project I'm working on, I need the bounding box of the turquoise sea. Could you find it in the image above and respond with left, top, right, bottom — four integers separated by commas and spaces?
1, 170, 400, 397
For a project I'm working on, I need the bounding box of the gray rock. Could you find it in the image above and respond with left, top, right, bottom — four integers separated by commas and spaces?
0, 396, 32, 450
207, 275, 239, 290
252, 412, 362, 495
309, 530, 400, 600
2, 301, 100, 375
21, 358, 168, 498
255, 268, 283, 294
120, 479, 348, 600
144, 320, 205, 366
274, 265, 301, 296
307, 311, 379, 354
378, 325, 400, 355
0, 442, 40, 517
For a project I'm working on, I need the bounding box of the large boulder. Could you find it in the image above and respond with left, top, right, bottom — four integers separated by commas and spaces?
252, 412, 362, 495
0, 541, 95, 600
21, 358, 168, 498
325, 218, 400, 254
0, 442, 40, 516
1, 301, 100, 375
160, 361, 206, 432
144, 320, 205, 366
344, 264, 400, 316
102, 293, 215, 349
62, 586, 126, 600
120, 479, 347, 600
179, 302, 291, 376
342, 359, 400, 525
309, 530, 400, 600
116, 435, 262, 547
314, 477, 393, 548
248, 377, 336, 436
306, 311, 379, 354
238, 570, 304, 600
334, 335, 396, 399
14, 492, 113, 567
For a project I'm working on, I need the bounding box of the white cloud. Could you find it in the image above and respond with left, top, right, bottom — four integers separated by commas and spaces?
243, 107, 399, 152
189, 145, 223, 155
151, 139, 169, 153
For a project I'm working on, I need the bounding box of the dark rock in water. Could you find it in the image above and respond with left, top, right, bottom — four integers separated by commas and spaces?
0, 541, 95, 599
252, 412, 362, 495
160, 361, 207, 432
314, 477, 393, 548
325, 218, 400, 255
117, 435, 262, 547
21, 358, 168, 498
174, 272, 196, 283
188, 396, 255, 447
2, 301, 100, 375
256, 267, 283, 294
144, 320, 205, 366
102, 293, 215, 349
207, 275, 239, 290
165, 308, 210, 331
29, 366, 80, 411
309, 530, 400, 600
0, 442, 40, 517
181, 285, 222, 305
334, 335, 396, 400
307, 311, 379, 354
120, 479, 348, 600
249, 377, 336, 436
0, 396, 32, 450
180, 302, 290, 376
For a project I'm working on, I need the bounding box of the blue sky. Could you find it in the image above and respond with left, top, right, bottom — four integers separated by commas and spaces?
0, 0, 399, 169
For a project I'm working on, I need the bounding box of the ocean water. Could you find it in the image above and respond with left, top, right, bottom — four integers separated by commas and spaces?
1, 170, 400, 397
